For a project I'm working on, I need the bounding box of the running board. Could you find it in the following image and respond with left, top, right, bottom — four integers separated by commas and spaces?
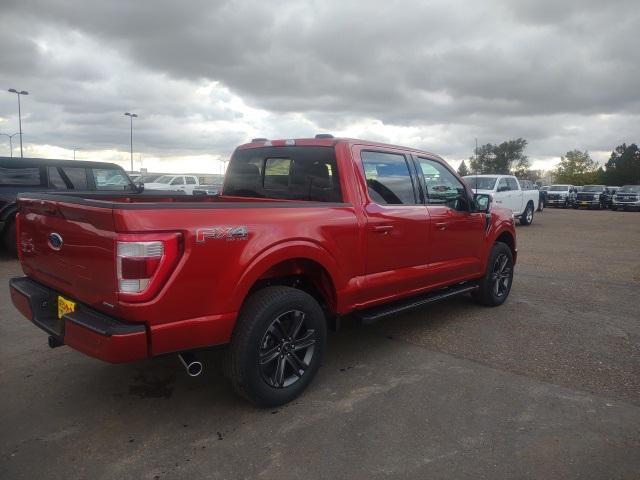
355, 283, 479, 325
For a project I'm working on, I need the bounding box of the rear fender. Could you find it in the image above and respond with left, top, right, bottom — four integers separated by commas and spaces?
227, 240, 345, 315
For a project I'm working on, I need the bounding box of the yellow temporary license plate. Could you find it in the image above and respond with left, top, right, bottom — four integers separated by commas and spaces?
581, 202, 587, 205
57, 296, 76, 319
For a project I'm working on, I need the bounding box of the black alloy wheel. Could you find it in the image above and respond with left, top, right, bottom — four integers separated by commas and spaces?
259, 309, 317, 388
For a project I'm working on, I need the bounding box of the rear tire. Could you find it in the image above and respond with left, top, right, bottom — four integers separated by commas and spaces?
2, 220, 17, 256
473, 242, 514, 306
228, 286, 327, 407
519, 203, 534, 226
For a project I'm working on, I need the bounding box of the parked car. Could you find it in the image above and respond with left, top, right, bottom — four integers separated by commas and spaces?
606, 186, 620, 208
0, 157, 139, 255
9, 136, 516, 406
574, 185, 610, 209
144, 174, 200, 194
611, 185, 640, 211
463, 174, 539, 225
546, 184, 575, 208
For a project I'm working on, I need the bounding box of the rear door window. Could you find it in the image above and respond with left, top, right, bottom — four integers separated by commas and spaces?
48, 166, 88, 189
361, 151, 417, 205
185, 176, 197, 185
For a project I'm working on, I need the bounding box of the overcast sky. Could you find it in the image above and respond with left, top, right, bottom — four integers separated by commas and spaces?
0, 0, 638, 174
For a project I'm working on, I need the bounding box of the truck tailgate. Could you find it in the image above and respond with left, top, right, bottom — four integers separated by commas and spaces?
18, 197, 118, 310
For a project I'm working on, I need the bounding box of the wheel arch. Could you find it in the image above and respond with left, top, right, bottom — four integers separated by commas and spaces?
228, 241, 343, 316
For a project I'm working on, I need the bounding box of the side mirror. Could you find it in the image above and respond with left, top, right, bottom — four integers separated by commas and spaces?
135, 183, 144, 193
497, 186, 509, 192
474, 193, 491, 213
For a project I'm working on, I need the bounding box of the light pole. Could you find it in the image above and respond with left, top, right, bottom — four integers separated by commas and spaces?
0, 132, 19, 158
72, 146, 80, 160
8, 88, 28, 158
124, 112, 138, 172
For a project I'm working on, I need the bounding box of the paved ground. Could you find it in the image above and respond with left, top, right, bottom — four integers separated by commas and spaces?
1, 208, 639, 479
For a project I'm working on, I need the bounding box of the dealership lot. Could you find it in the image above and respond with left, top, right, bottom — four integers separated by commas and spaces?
1, 209, 639, 479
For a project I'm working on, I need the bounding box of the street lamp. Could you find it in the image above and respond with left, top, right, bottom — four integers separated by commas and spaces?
0, 132, 19, 158
124, 112, 138, 172
8, 88, 29, 158
72, 146, 80, 160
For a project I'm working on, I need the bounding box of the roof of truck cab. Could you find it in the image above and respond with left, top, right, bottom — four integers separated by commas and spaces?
0, 156, 125, 169
235, 137, 444, 160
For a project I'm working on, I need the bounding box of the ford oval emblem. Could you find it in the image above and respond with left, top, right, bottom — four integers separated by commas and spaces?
48, 232, 64, 250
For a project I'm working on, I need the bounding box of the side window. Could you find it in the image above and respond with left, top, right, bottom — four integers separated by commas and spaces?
170, 176, 184, 185
417, 158, 468, 211
497, 178, 509, 192
506, 178, 519, 190
264, 158, 291, 191
0, 166, 41, 186
361, 151, 416, 205
185, 176, 197, 185
92, 168, 134, 190
48, 166, 88, 189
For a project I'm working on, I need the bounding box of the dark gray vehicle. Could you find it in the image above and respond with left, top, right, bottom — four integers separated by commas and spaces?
0, 157, 139, 255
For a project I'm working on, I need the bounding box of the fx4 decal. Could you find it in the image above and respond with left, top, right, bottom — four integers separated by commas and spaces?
196, 226, 248, 243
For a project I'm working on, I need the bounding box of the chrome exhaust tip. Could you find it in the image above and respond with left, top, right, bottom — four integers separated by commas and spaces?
178, 352, 203, 377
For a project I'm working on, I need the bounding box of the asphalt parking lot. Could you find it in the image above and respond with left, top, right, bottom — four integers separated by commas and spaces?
1, 208, 639, 480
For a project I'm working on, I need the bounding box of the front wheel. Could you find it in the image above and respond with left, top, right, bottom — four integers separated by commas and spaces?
473, 242, 514, 306
228, 286, 327, 407
520, 203, 534, 226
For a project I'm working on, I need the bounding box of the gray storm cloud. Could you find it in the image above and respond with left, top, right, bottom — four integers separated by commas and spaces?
0, 0, 638, 168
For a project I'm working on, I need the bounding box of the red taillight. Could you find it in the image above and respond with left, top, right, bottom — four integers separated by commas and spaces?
15, 212, 24, 262
116, 232, 182, 302
120, 257, 162, 279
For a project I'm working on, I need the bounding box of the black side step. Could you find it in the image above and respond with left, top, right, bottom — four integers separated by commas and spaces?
355, 283, 479, 325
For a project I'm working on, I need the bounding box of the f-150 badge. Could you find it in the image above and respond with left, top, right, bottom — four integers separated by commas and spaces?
196, 226, 248, 243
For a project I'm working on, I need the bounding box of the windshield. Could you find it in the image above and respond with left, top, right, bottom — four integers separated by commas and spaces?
463, 176, 497, 190
549, 185, 569, 191
154, 175, 174, 184
582, 185, 605, 192
618, 185, 640, 193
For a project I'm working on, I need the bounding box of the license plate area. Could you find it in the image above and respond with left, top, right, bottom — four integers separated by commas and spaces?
57, 296, 76, 320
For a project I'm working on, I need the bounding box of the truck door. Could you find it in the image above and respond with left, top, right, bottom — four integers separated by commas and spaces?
356, 146, 431, 301
507, 177, 523, 215
415, 157, 485, 283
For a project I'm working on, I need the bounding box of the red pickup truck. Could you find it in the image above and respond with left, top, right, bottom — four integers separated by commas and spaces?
9, 136, 516, 406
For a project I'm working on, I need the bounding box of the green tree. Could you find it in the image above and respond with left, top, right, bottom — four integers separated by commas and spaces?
603, 143, 640, 185
469, 138, 530, 175
457, 160, 469, 176
554, 150, 600, 185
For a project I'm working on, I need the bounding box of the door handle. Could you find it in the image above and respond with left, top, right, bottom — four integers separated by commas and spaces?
373, 225, 394, 234
435, 222, 448, 231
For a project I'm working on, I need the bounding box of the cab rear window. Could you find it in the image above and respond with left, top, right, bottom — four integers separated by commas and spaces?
224, 146, 342, 202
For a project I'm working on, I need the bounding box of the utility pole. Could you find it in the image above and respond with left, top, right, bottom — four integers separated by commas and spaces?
1, 132, 19, 158
124, 112, 138, 172
7, 89, 29, 158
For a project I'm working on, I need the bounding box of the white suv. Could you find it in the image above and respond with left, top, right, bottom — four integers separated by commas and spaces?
144, 175, 200, 194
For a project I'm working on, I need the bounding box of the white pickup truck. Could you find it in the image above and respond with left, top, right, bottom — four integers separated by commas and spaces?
143, 174, 200, 194
463, 174, 540, 225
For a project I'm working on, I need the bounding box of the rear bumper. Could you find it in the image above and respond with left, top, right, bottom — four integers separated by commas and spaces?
9, 276, 148, 363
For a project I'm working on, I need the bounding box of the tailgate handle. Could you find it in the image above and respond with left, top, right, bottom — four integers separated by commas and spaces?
436, 222, 448, 231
